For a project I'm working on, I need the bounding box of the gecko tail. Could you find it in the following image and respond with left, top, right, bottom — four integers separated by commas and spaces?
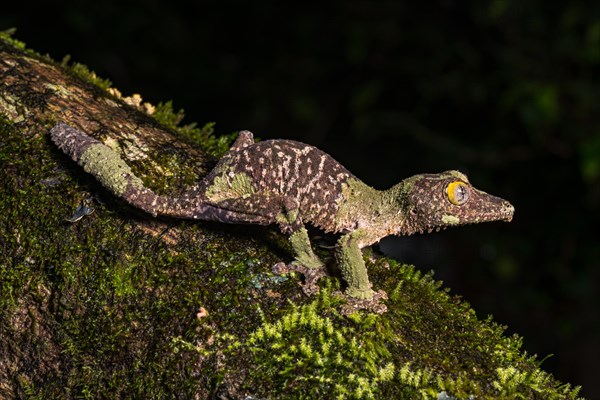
50, 123, 199, 218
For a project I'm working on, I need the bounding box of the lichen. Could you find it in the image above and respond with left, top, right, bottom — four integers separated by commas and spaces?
79, 142, 145, 196
441, 214, 460, 225
44, 83, 74, 99
276, 208, 299, 226
288, 227, 324, 269
0, 92, 29, 122
335, 177, 383, 229
336, 230, 375, 299
205, 171, 255, 202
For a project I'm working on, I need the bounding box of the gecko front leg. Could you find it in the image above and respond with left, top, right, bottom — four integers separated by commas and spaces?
287, 227, 325, 270
335, 229, 388, 314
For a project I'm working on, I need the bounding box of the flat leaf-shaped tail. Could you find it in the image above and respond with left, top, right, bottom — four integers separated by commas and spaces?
50, 123, 199, 218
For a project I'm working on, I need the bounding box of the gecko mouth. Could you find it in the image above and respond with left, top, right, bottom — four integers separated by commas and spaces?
481, 201, 515, 223
468, 192, 515, 223
408, 200, 514, 236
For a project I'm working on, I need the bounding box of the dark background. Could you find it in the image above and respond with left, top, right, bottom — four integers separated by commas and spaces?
2, 1, 598, 397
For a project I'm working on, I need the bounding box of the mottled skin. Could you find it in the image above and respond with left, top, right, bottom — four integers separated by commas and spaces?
50, 123, 514, 313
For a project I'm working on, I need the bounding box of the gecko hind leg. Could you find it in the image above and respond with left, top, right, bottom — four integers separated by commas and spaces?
272, 227, 328, 296
272, 201, 328, 295
229, 130, 255, 152
209, 192, 327, 296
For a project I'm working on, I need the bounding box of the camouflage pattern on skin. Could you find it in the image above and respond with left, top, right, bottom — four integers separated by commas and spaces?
50, 123, 514, 314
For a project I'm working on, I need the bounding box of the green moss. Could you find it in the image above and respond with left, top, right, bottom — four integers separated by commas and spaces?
0, 28, 26, 50
240, 290, 395, 399
150, 143, 201, 189
376, 262, 582, 399
68, 62, 113, 91
153, 101, 238, 157
0, 120, 64, 314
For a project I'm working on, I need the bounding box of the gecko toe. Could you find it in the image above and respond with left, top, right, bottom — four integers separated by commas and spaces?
338, 290, 388, 315
272, 262, 289, 275
272, 262, 328, 296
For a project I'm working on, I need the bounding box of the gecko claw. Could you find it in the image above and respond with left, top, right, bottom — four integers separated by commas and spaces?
272, 262, 328, 296
338, 290, 388, 315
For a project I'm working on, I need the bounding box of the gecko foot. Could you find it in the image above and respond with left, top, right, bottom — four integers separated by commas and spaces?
337, 290, 388, 315
272, 262, 328, 296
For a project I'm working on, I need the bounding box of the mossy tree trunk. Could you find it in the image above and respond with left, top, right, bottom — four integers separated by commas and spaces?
0, 35, 583, 399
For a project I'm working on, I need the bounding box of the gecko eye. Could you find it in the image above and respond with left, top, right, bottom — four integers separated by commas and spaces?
447, 181, 469, 205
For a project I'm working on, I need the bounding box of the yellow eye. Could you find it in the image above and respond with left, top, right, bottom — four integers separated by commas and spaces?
447, 181, 470, 205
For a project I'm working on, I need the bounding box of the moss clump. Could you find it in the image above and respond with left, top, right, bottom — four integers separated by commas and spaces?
67, 62, 113, 91
199, 261, 582, 399
240, 290, 395, 399
0, 28, 26, 51
153, 100, 238, 157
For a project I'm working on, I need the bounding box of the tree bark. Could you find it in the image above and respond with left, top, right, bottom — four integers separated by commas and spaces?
0, 35, 583, 399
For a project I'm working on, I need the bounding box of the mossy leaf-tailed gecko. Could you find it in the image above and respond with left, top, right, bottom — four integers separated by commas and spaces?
51, 123, 514, 313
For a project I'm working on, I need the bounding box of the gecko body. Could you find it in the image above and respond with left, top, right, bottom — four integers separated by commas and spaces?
51, 123, 514, 313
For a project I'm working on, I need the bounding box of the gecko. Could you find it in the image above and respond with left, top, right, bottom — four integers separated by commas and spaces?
50, 123, 514, 313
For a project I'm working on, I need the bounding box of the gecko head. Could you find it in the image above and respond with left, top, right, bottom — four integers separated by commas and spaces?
400, 170, 514, 235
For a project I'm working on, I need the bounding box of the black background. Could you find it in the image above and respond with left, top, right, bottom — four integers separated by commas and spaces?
2, 1, 599, 397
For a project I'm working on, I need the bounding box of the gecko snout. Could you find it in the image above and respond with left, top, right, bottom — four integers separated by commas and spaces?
501, 201, 515, 222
